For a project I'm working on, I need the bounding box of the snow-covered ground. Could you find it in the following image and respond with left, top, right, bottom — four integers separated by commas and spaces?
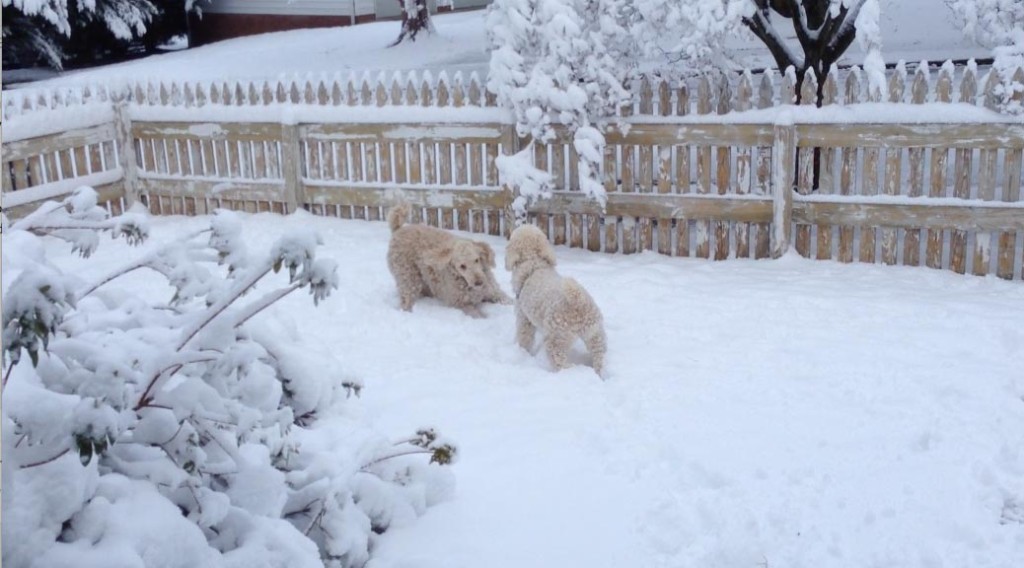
17, 2, 990, 90
29, 210, 1024, 568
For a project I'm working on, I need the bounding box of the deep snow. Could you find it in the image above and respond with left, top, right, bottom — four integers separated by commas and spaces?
20, 3, 990, 90
24, 210, 1024, 568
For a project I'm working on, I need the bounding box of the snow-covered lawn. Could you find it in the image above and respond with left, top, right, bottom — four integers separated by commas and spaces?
35, 210, 1024, 568
20, 3, 990, 90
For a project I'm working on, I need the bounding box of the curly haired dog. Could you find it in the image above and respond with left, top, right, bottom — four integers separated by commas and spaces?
505, 224, 607, 377
387, 202, 512, 318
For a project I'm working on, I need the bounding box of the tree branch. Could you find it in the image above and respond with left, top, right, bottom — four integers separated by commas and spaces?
742, 10, 804, 73
21, 447, 70, 469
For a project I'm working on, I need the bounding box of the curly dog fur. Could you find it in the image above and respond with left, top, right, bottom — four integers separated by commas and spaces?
387, 202, 512, 318
505, 224, 607, 377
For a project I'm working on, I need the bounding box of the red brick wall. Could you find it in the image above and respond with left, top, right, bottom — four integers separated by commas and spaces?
189, 12, 377, 46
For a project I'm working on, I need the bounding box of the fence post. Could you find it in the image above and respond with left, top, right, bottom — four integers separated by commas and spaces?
771, 122, 795, 257
500, 122, 520, 238
113, 94, 138, 207
281, 123, 303, 213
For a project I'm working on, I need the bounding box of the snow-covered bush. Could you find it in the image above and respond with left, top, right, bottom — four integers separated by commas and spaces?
2, 188, 456, 568
946, 0, 1024, 113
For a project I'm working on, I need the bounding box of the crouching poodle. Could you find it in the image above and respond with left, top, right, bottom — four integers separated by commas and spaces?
387, 202, 511, 318
505, 224, 607, 377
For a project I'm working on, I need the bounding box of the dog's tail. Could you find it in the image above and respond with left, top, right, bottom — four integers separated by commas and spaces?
388, 201, 411, 233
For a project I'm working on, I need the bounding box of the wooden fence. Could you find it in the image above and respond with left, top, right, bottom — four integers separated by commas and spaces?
3, 64, 1023, 280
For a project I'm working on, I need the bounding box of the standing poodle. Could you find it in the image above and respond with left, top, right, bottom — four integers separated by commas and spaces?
505, 224, 607, 377
387, 202, 511, 318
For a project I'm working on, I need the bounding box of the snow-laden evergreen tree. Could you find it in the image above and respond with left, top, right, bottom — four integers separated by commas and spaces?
2, 188, 456, 568
487, 0, 633, 220
946, 0, 1024, 113
2, 0, 200, 69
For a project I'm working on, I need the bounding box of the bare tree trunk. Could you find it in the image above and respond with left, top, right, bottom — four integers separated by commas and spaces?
392, 0, 431, 46
742, 0, 863, 191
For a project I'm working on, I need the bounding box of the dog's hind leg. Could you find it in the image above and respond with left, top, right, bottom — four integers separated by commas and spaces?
582, 326, 607, 378
396, 270, 426, 311
544, 330, 574, 371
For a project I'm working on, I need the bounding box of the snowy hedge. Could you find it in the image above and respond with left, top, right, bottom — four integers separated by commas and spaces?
1, 189, 456, 568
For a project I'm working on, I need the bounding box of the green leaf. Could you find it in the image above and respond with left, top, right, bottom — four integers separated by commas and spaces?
28, 348, 39, 367
272, 259, 283, 273
430, 444, 455, 466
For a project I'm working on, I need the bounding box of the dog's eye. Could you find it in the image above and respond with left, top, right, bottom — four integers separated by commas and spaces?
475, 258, 480, 263
460, 264, 467, 270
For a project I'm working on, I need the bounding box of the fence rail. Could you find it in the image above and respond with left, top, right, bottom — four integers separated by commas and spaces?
4, 62, 1023, 280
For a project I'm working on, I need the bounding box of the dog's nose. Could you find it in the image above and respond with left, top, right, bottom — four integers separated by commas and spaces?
474, 279, 484, 287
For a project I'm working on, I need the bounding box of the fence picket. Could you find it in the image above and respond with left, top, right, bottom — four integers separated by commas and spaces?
731, 71, 754, 258
795, 72, 817, 258
753, 70, 774, 258
970, 69, 1002, 276
950, 65, 977, 273
903, 63, 930, 267
468, 72, 483, 106
816, 68, 839, 261
695, 75, 713, 259
881, 64, 906, 266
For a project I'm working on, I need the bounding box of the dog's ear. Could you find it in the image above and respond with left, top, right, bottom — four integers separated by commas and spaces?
531, 233, 557, 266
474, 242, 496, 267
504, 241, 518, 271
425, 246, 453, 268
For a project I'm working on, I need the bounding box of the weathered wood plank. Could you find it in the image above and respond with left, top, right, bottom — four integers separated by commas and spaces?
949, 147, 973, 273
568, 213, 583, 248
772, 125, 796, 258
587, 214, 601, 252
676, 218, 690, 258
972, 148, 998, 275
4, 123, 119, 162
303, 122, 505, 143
301, 184, 510, 211
133, 121, 284, 141
797, 123, 1024, 149
553, 213, 567, 246
793, 200, 1024, 231
530, 192, 772, 222
997, 148, 1022, 279
604, 216, 619, 253
138, 177, 285, 201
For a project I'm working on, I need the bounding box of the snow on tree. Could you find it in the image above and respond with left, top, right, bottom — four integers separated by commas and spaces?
487, 0, 633, 221
628, 0, 882, 103
487, 0, 885, 215
392, 0, 434, 45
1, 0, 197, 69
946, 0, 1024, 113
2, 188, 456, 568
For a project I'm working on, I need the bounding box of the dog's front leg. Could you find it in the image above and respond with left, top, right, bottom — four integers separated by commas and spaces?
515, 309, 537, 353
487, 286, 514, 305
460, 304, 486, 319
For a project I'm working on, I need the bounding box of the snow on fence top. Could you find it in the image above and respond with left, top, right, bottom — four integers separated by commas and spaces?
5, 61, 1023, 126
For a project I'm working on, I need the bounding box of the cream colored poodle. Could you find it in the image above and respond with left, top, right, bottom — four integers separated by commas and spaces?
505, 224, 607, 377
387, 202, 512, 318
